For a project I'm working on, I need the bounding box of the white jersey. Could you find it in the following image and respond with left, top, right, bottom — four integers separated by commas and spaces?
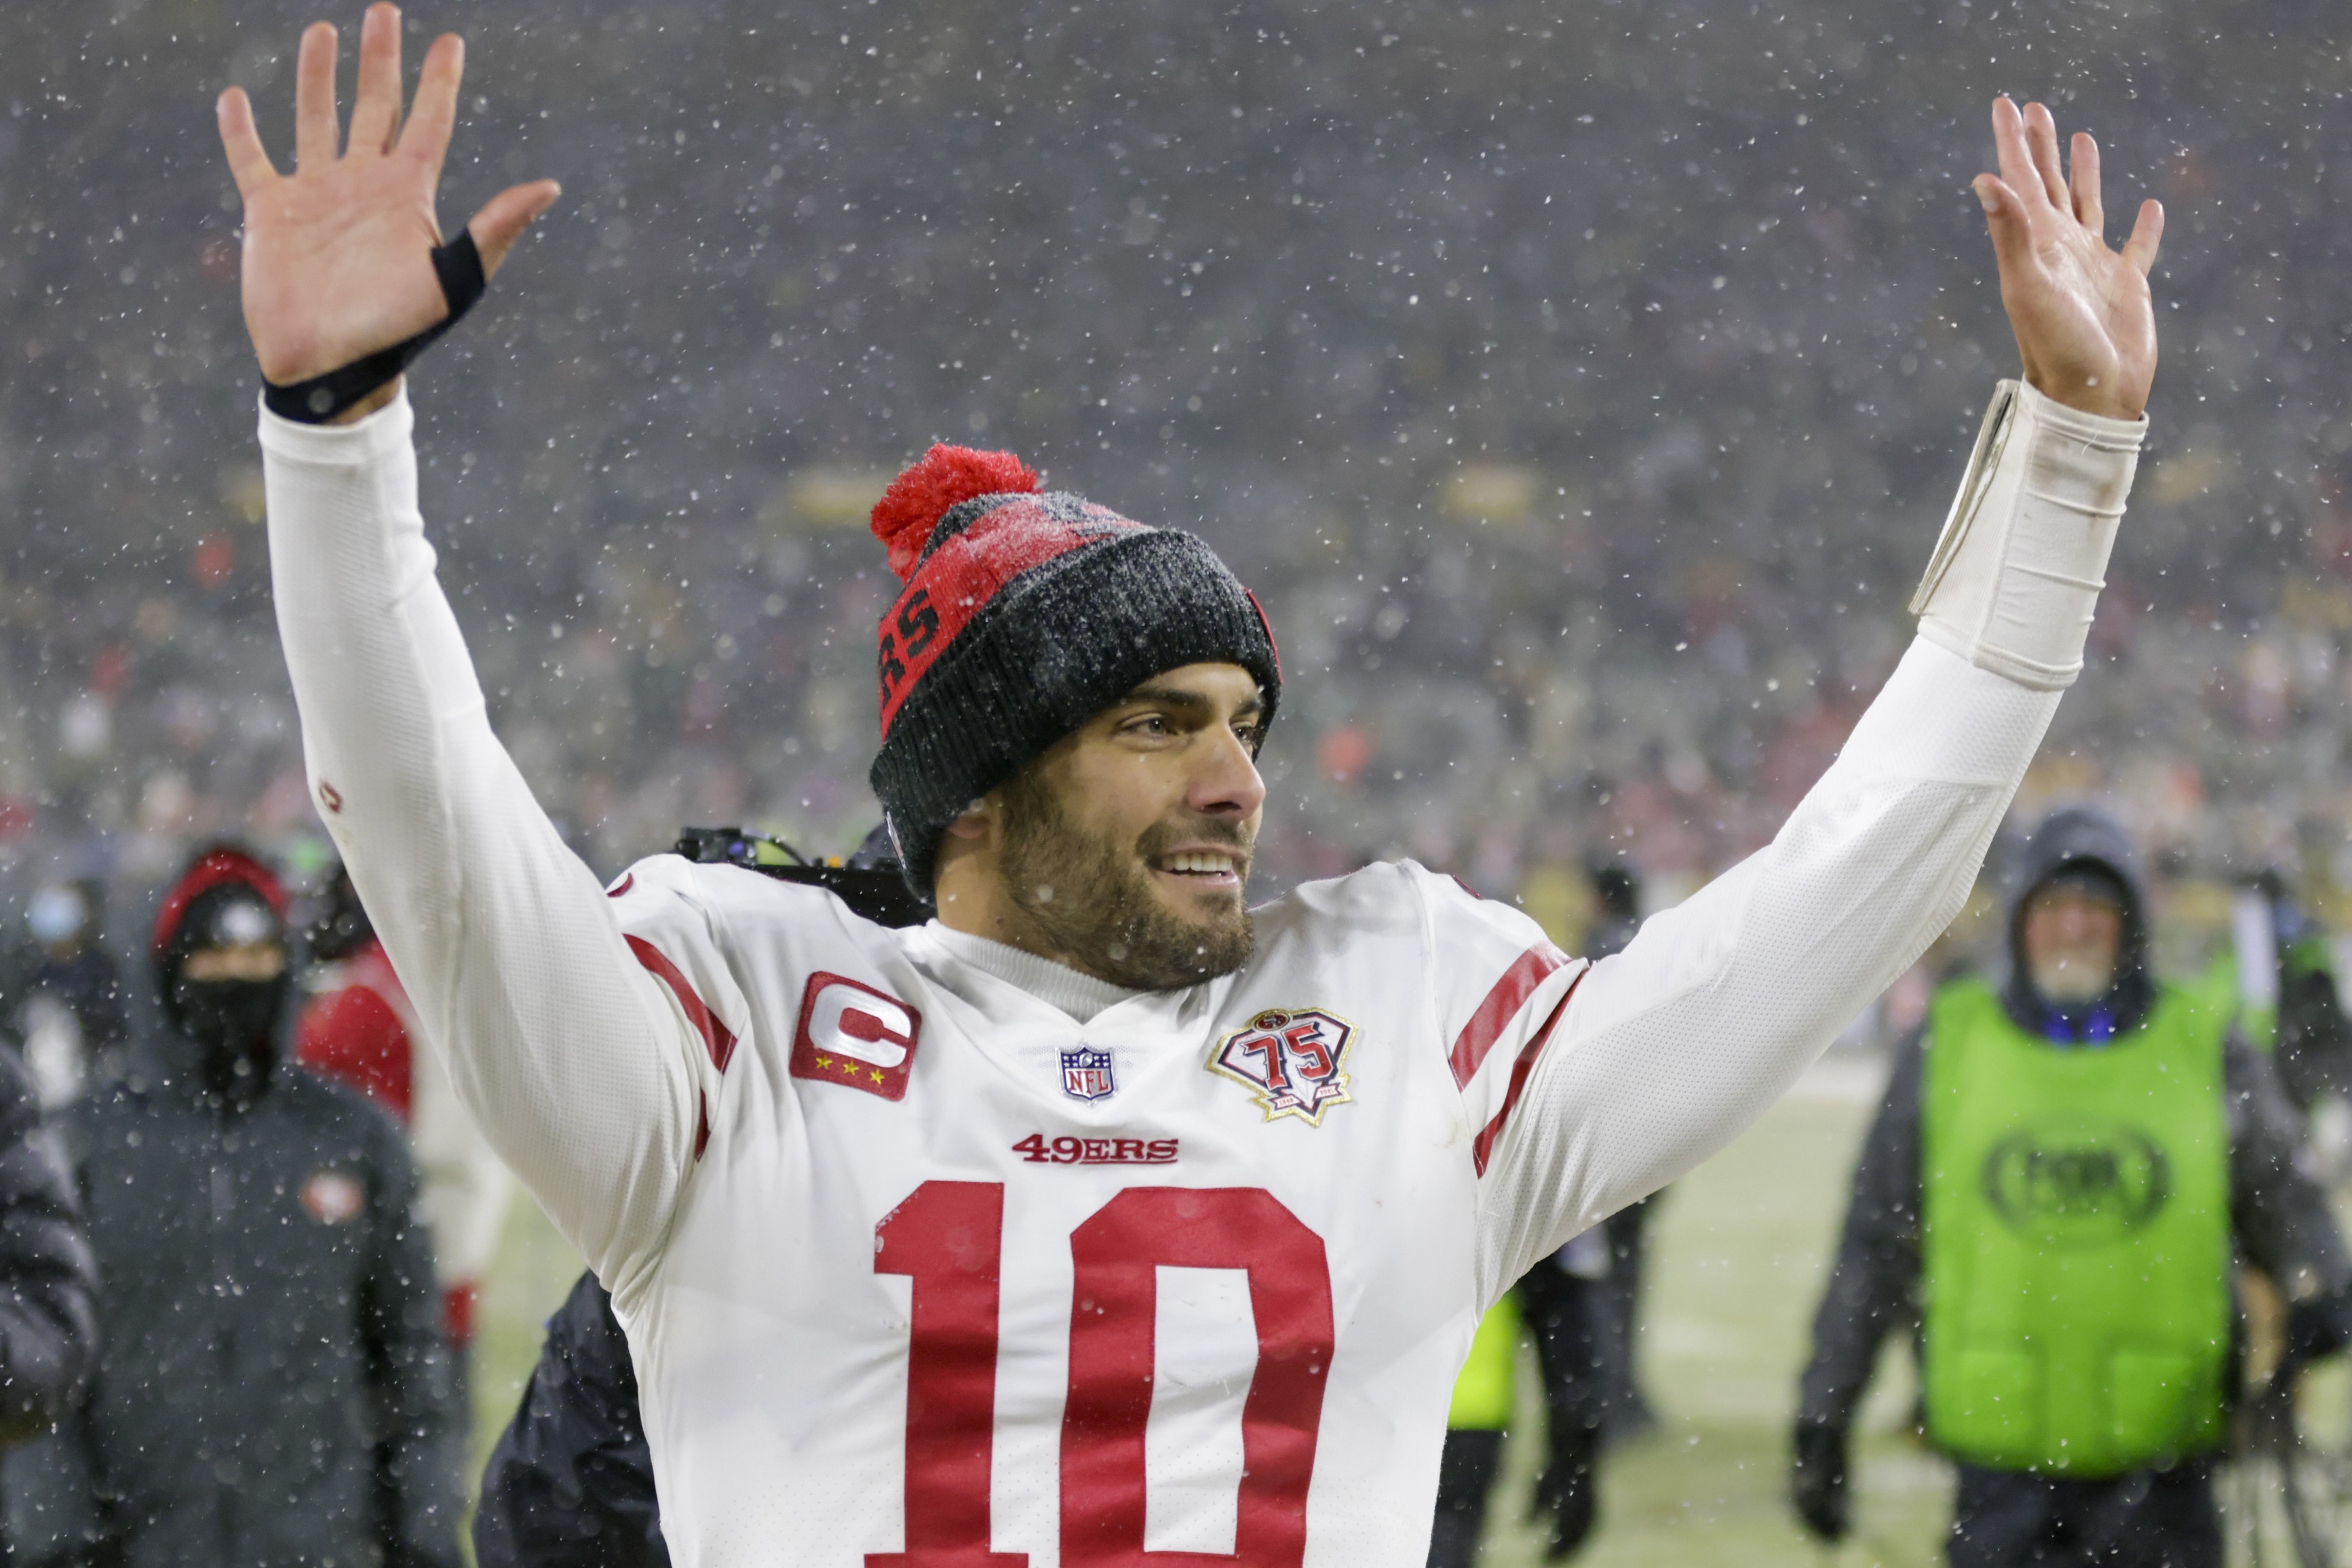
612, 855, 1587, 1564
256, 385, 2136, 1567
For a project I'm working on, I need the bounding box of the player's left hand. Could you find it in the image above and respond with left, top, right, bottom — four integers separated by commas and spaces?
1974, 97, 2162, 422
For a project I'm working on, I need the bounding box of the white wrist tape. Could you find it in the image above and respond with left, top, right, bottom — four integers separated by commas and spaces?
1909, 378, 2145, 691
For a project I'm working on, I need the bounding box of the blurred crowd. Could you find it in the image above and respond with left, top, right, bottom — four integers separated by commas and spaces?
3, 0, 2351, 944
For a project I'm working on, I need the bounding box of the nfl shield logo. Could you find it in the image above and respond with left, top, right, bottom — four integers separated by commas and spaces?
1060, 1046, 1117, 1103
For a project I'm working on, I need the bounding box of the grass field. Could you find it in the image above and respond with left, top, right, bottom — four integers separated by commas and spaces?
1475, 1059, 1953, 1567
464, 1055, 1954, 1563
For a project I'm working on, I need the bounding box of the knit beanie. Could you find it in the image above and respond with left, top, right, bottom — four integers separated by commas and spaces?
866, 445, 1281, 895
151, 844, 290, 1031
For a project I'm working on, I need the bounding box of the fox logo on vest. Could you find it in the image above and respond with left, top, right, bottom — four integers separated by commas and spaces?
1980, 1116, 2172, 1248
1208, 1006, 1356, 1126
791, 973, 923, 1101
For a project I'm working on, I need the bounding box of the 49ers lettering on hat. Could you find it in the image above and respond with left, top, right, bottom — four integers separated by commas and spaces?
790, 973, 923, 1101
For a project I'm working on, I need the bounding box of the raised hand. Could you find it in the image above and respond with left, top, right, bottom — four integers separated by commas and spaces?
216, 4, 559, 410
1973, 97, 2162, 422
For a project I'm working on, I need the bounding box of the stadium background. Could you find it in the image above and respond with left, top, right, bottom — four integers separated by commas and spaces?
4, 0, 2352, 1561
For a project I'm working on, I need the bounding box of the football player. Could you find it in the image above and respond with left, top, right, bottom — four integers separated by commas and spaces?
217, 8, 2161, 1564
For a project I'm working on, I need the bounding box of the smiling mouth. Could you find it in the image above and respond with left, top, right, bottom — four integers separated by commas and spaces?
1152, 849, 1246, 888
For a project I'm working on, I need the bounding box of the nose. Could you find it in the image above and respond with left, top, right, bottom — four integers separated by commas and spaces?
2054, 907, 2101, 943
1188, 722, 1267, 823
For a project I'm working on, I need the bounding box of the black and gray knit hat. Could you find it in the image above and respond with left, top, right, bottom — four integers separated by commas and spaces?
865, 445, 1280, 894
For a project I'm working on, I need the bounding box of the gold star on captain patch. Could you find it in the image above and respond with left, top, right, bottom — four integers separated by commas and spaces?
869, 1068, 884, 1082
815, 1055, 832, 1070
839, 1059, 861, 1076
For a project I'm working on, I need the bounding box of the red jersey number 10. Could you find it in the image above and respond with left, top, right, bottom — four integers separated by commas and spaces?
870, 1181, 1336, 1568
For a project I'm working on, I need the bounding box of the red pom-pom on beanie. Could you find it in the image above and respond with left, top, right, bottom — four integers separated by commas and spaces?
870, 444, 1040, 581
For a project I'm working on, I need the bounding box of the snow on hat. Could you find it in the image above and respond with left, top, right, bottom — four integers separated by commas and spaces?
865, 444, 1281, 895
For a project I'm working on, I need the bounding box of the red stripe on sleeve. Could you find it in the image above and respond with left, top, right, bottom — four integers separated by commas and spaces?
1448, 941, 1573, 1089
1469, 968, 1587, 1178
625, 934, 738, 1074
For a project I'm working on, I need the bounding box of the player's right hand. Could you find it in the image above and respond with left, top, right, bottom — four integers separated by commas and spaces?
216, 4, 559, 405
1973, 98, 2161, 423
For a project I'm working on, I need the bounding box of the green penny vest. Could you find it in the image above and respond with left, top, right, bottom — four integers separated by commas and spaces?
1920, 977, 2232, 1476
2197, 935, 2336, 1054
1447, 1294, 1522, 1432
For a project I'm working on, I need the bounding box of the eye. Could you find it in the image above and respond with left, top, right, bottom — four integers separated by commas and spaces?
1121, 713, 1172, 738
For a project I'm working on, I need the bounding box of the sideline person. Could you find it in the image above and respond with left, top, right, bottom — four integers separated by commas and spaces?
1426, 1297, 1526, 1568
2205, 871, 2352, 1131
4, 846, 463, 1568
298, 860, 512, 1359
1790, 807, 2352, 1567
1, 881, 128, 1109
476, 1270, 667, 1568
1514, 863, 1650, 1559
0, 988, 99, 1561
0, 1040, 100, 1559
220, 9, 2160, 1562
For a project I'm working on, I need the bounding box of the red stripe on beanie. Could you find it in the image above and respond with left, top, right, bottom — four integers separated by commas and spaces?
876, 496, 1142, 735
152, 845, 289, 957
1245, 589, 1283, 682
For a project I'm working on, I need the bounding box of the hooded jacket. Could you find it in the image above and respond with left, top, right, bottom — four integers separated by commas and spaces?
2, 850, 463, 1568
1992, 805, 2157, 1041
1796, 806, 2351, 1439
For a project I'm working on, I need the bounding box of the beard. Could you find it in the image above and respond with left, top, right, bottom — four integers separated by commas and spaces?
997, 767, 1256, 992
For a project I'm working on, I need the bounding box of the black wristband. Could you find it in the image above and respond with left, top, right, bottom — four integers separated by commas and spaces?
262, 231, 488, 425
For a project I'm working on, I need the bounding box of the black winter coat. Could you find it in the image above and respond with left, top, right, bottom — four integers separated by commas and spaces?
474, 1271, 666, 1568
0, 944, 130, 1061
0, 1043, 97, 1449
5, 1066, 462, 1568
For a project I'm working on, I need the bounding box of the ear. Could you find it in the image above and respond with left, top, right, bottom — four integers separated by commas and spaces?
942, 796, 995, 843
